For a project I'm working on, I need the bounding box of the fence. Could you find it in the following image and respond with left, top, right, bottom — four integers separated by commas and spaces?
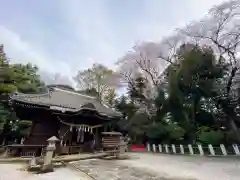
146, 143, 240, 156
20, 151, 36, 158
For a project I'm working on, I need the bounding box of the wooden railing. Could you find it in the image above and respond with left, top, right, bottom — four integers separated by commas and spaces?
59, 145, 83, 155
20, 151, 36, 158
6, 144, 46, 157
102, 138, 120, 148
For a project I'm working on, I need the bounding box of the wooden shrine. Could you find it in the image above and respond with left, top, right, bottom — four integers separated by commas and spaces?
7, 85, 122, 156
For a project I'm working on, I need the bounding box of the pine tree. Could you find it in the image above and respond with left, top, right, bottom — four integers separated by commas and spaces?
0, 45, 16, 94
0, 45, 17, 144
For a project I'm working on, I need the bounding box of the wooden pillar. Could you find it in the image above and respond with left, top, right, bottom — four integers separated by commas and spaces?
95, 127, 100, 149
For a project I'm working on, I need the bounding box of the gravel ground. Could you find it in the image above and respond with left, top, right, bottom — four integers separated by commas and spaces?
1, 153, 240, 180
119, 153, 240, 180
0, 163, 91, 180
71, 159, 188, 180
71, 153, 240, 180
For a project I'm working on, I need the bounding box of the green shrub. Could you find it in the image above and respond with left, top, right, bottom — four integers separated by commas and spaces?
225, 129, 240, 144
198, 128, 224, 145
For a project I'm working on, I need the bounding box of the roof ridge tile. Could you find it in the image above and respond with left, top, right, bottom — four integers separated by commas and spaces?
54, 87, 97, 99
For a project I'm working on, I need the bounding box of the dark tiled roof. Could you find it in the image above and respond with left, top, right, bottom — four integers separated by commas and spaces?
10, 87, 121, 117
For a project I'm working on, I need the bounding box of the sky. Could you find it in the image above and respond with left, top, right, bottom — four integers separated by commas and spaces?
0, 0, 227, 86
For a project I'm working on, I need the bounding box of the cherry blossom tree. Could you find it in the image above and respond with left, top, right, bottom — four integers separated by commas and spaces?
74, 63, 121, 101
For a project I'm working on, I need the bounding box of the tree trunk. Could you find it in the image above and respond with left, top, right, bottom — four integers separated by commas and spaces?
229, 117, 240, 143
1, 137, 5, 145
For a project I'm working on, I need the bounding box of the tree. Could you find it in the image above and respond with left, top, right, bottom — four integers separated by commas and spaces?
179, 0, 240, 142
128, 43, 228, 144
117, 35, 185, 101
114, 0, 240, 145
127, 75, 147, 103
11, 63, 46, 93
74, 63, 120, 101
0, 45, 17, 94
9, 63, 46, 141
0, 45, 47, 144
103, 88, 116, 107
167, 44, 227, 142
127, 111, 150, 143
0, 45, 17, 144
114, 95, 137, 119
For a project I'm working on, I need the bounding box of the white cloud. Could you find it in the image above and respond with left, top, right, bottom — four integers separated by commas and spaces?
0, 0, 227, 86
59, 0, 120, 69
0, 26, 50, 70
0, 26, 74, 83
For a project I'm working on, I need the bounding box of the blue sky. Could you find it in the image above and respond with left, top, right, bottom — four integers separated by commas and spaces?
0, 0, 225, 85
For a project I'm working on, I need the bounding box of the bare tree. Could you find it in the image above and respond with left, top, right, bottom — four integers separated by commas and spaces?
117, 37, 183, 100
103, 88, 117, 107
180, 0, 240, 90
74, 63, 121, 101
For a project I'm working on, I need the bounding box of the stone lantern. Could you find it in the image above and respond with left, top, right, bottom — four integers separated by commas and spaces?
42, 136, 59, 172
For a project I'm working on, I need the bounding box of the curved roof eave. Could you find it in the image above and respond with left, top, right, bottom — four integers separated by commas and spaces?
11, 98, 122, 119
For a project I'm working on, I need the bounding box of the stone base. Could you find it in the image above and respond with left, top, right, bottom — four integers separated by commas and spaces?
101, 154, 130, 160
35, 157, 44, 165
53, 162, 66, 168
27, 165, 41, 172
40, 164, 54, 173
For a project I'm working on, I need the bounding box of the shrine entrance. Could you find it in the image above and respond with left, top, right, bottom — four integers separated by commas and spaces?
58, 122, 102, 154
